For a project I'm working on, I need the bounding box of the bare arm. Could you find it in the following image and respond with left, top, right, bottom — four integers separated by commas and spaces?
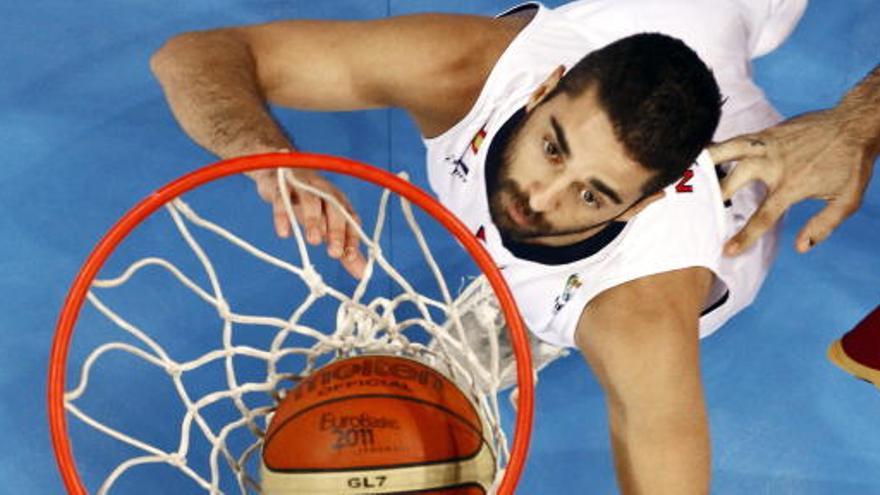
150, 15, 519, 151
575, 268, 714, 495
709, 63, 880, 256
149, 15, 525, 276
838, 63, 880, 153
150, 30, 290, 159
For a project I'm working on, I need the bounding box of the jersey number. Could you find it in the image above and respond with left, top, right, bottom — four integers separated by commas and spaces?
675, 169, 694, 193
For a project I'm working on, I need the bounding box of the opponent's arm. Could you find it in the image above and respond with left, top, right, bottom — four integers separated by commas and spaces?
150, 15, 524, 276
709, 63, 880, 256
575, 267, 714, 495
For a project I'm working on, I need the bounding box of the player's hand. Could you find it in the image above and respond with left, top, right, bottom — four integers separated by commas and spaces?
708, 108, 876, 256
247, 167, 367, 279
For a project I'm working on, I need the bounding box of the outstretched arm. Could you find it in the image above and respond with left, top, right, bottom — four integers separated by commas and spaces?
575, 267, 714, 495
709, 63, 880, 256
150, 15, 526, 276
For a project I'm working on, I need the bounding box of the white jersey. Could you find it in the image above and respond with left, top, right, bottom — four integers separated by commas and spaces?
423, 0, 806, 347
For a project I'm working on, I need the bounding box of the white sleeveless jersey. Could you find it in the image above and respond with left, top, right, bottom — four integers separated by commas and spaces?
422, 0, 805, 347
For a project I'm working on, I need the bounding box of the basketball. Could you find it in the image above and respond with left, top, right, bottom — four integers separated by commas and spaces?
260, 355, 496, 494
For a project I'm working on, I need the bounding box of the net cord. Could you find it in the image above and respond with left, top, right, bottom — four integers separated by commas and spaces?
48, 153, 534, 495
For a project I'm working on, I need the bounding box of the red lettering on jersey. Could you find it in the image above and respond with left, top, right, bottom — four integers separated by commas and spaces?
675, 169, 695, 193
475, 226, 486, 242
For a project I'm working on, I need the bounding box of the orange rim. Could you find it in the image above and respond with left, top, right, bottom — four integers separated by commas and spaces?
48, 152, 534, 495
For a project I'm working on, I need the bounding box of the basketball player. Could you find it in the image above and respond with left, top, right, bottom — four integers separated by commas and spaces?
151, 1, 849, 492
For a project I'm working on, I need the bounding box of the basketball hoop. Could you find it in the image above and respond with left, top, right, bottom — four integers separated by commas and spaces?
48, 152, 534, 494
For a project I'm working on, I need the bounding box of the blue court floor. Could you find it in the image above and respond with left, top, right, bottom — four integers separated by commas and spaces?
2, 1, 879, 494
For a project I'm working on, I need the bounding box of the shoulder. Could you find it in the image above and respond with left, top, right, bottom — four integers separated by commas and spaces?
389, 11, 535, 136
624, 153, 726, 253
574, 266, 713, 350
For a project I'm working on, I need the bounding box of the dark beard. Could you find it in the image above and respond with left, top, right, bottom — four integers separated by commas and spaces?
485, 108, 536, 239
488, 177, 561, 239
485, 110, 612, 242
489, 177, 614, 240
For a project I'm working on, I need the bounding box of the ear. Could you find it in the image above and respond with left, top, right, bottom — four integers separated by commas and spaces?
525, 65, 566, 112
617, 190, 666, 221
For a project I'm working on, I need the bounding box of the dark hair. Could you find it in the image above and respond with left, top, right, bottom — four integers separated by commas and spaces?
550, 33, 722, 196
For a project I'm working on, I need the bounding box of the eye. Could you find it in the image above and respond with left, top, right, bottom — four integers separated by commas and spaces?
580, 189, 599, 208
542, 137, 561, 161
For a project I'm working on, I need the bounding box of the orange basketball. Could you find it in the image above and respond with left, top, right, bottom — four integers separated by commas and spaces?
261, 355, 496, 494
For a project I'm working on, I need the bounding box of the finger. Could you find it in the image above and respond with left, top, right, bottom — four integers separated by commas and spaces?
271, 197, 291, 238
255, 173, 280, 204
342, 214, 366, 279
707, 134, 766, 164
794, 199, 857, 253
324, 200, 348, 259
723, 193, 787, 256
295, 190, 324, 245
342, 247, 367, 279
254, 177, 290, 238
720, 158, 767, 201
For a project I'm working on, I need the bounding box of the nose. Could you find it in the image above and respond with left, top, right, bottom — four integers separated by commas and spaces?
528, 176, 569, 213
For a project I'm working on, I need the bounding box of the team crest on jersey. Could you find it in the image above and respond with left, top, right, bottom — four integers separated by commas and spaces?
553, 274, 583, 313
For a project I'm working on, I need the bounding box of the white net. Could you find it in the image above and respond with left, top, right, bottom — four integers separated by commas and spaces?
63, 167, 532, 494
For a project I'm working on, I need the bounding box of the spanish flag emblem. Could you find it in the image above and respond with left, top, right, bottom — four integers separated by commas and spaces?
470, 127, 487, 154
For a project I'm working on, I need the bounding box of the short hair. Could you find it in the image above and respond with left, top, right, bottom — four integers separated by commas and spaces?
551, 33, 722, 196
